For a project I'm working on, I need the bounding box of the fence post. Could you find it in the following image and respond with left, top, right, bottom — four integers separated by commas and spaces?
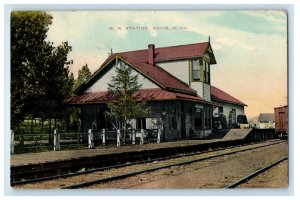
140, 129, 144, 145
157, 129, 161, 144
77, 132, 80, 144
132, 129, 136, 145
54, 129, 60, 151
117, 129, 121, 147
11, 130, 14, 155
102, 129, 106, 145
88, 129, 94, 149
20, 133, 24, 153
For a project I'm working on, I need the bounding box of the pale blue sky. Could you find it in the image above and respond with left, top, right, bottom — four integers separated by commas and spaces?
46, 10, 287, 118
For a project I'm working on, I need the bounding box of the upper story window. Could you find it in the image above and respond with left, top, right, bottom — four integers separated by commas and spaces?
191, 58, 210, 83
192, 60, 200, 80
203, 59, 210, 84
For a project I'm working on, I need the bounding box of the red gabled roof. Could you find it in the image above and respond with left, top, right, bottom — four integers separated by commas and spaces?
115, 42, 215, 94
75, 42, 216, 95
116, 53, 196, 95
65, 88, 218, 106
117, 42, 216, 64
211, 86, 247, 106
155, 42, 215, 63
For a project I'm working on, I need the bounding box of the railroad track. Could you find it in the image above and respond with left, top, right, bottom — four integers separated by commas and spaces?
12, 140, 286, 189
224, 157, 288, 188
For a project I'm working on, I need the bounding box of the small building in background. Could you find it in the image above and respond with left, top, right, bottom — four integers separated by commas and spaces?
257, 113, 275, 129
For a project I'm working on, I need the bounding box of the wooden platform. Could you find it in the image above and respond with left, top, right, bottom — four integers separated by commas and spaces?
10, 128, 279, 180
222, 128, 253, 140
11, 138, 224, 167
11, 129, 256, 167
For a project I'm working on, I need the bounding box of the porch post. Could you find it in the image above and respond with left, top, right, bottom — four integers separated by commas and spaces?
140, 129, 144, 145
202, 107, 205, 138
210, 107, 213, 130
102, 129, 106, 145
132, 129, 136, 145
117, 129, 121, 147
11, 130, 14, 155
54, 129, 60, 151
88, 129, 94, 149
157, 129, 161, 143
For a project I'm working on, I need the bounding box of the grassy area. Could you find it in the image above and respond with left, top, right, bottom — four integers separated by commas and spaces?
12, 117, 82, 154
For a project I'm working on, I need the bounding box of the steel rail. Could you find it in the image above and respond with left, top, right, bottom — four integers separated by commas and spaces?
11, 140, 284, 186
224, 157, 288, 188
61, 141, 286, 189
11, 140, 285, 186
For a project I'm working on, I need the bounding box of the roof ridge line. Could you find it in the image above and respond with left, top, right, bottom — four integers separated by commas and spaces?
154, 42, 209, 50
114, 41, 209, 54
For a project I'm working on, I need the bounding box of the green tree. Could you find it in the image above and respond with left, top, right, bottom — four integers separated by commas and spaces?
69, 64, 92, 132
73, 64, 92, 92
42, 42, 74, 119
11, 11, 74, 130
106, 61, 149, 144
11, 11, 53, 128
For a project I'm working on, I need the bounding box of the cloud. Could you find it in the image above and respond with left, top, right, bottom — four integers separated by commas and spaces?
215, 37, 237, 47
149, 28, 157, 37
115, 28, 128, 38
213, 36, 256, 51
242, 10, 287, 24
46, 11, 287, 117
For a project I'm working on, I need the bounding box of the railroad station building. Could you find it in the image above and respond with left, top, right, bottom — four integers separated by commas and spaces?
65, 40, 247, 140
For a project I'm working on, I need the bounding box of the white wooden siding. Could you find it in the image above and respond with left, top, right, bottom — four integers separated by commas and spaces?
213, 100, 245, 121
85, 62, 159, 93
191, 82, 204, 98
203, 83, 211, 101
158, 60, 190, 85
158, 60, 212, 100
146, 118, 155, 129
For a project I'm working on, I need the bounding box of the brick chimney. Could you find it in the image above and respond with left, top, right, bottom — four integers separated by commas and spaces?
148, 44, 155, 66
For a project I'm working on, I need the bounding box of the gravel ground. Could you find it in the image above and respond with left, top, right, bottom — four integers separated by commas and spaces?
84, 142, 288, 189
86, 142, 288, 189
238, 160, 288, 188
12, 141, 287, 189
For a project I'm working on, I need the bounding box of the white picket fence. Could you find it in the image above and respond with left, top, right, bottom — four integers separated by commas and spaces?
10, 128, 161, 154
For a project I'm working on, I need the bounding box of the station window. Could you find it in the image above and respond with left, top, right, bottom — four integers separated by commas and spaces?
195, 116, 202, 129
218, 107, 223, 113
192, 60, 200, 81
204, 107, 212, 129
136, 118, 146, 130
203, 60, 210, 84
229, 109, 236, 125
169, 109, 177, 130
195, 105, 203, 130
